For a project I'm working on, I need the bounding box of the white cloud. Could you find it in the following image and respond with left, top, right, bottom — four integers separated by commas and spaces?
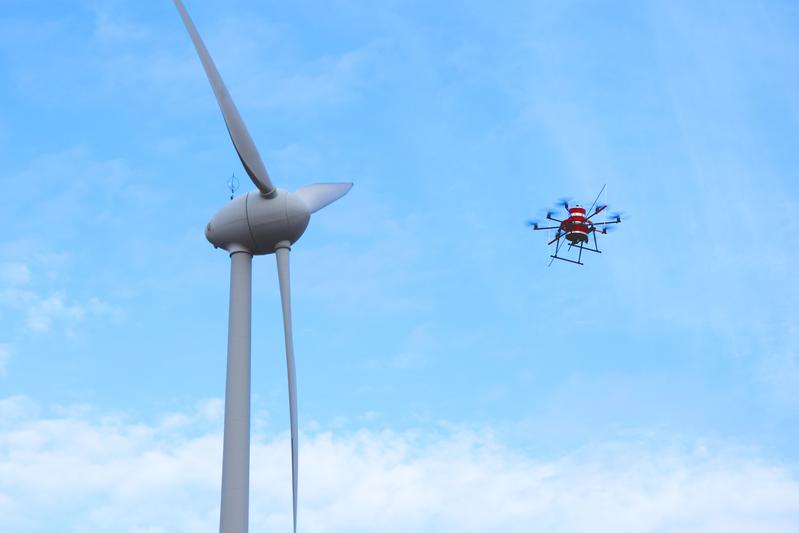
25, 290, 88, 332
2, 6, 376, 116
188, 14, 376, 113
0, 252, 123, 337
0, 398, 798, 532
196, 398, 224, 422
0, 395, 38, 422
0, 287, 123, 335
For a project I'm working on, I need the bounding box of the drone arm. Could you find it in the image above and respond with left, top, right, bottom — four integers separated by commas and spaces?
591, 219, 621, 226
532, 225, 560, 231
586, 205, 607, 221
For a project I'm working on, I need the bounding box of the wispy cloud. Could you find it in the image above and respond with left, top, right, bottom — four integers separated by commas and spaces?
0, 146, 164, 241
0, 256, 124, 338
26, 291, 123, 334
0, 287, 123, 336
1, 398, 798, 532
189, 13, 378, 113
0, 4, 378, 117
0, 395, 38, 422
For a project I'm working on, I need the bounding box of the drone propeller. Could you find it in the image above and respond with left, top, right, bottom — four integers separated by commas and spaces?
585, 203, 608, 221
607, 211, 627, 223
598, 225, 617, 234
525, 219, 540, 229
556, 197, 572, 211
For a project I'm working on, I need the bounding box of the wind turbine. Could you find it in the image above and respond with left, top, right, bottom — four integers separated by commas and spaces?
173, 1, 352, 532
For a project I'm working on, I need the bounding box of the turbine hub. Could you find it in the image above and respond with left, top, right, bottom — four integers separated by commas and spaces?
205, 189, 311, 254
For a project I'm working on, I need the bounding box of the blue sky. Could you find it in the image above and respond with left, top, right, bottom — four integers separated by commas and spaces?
1, 1, 799, 531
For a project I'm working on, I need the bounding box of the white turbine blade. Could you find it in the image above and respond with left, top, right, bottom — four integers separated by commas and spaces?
275, 242, 298, 533
296, 182, 353, 214
173, 0, 276, 197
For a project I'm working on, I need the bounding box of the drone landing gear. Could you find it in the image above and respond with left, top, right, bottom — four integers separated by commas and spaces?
550, 255, 584, 266
551, 239, 602, 266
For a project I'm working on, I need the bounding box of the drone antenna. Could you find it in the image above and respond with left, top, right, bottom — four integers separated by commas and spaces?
586, 183, 606, 216
227, 172, 240, 200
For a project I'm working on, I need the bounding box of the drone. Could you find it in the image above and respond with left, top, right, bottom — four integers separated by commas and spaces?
527, 185, 623, 266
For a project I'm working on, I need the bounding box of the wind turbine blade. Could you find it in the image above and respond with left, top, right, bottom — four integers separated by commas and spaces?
275, 242, 298, 533
173, 0, 276, 197
296, 182, 353, 214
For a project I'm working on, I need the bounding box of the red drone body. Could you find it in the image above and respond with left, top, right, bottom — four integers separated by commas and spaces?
527, 185, 624, 265
562, 206, 590, 244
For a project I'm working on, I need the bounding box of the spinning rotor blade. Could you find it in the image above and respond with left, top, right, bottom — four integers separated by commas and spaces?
174, 0, 276, 197
544, 210, 564, 222
586, 204, 607, 220
275, 243, 299, 533
592, 212, 626, 227
533, 208, 563, 222
557, 197, 572, 211
592, 220, 620, 228
527, 220, 559, 231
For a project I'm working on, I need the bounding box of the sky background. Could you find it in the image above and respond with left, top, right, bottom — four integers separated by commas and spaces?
1, 0, 799, 531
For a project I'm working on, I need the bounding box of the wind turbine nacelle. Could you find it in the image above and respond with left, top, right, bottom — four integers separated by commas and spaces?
205, 189, 311, 254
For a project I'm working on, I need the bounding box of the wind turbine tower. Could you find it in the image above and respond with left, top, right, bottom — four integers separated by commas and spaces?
173, 2, 353, 531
